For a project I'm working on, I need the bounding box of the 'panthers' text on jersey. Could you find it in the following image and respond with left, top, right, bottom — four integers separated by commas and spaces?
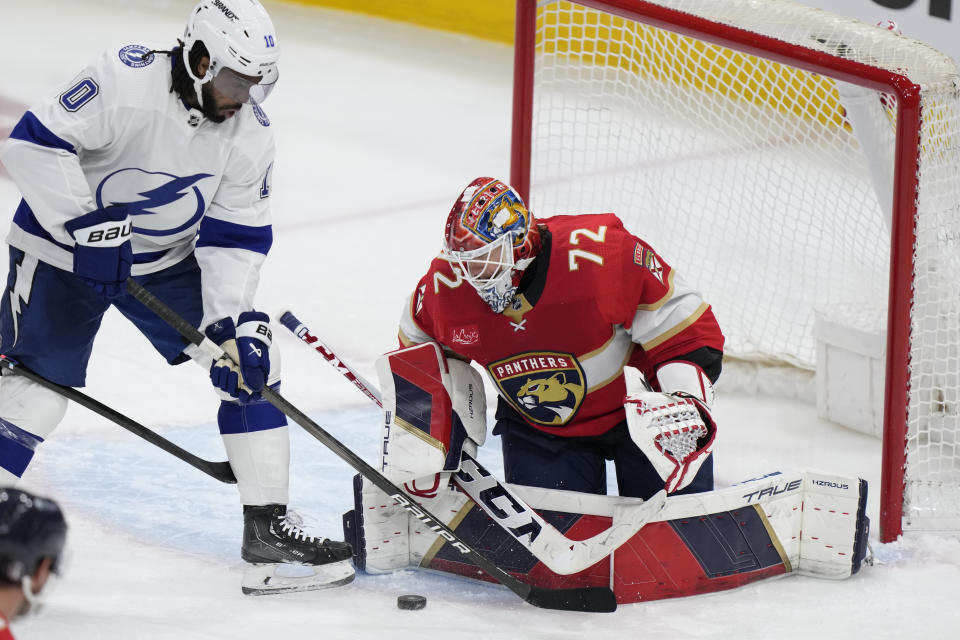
0, 43, 275, 326
399, 213, 724, 438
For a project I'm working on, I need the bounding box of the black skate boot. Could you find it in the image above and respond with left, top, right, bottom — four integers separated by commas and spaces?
240, 504, 355, 595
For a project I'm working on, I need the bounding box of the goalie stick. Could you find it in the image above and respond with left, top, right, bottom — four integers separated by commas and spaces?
278, 310, 664, 576
126, 279, 616, 613
0, 355, 237, 484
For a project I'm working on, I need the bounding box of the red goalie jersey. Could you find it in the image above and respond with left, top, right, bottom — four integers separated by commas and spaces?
399, 213, 724, 438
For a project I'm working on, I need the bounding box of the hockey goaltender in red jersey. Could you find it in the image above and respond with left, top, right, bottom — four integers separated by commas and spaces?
342, 178, 871, 604
401, 177, 724, 498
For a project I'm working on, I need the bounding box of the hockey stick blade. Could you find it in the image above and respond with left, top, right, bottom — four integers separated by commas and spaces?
127, 281, 616, 612
280, 309, 662, 575
0, 355, 237, 484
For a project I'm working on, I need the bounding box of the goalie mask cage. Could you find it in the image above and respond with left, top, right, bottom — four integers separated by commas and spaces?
509, 0, 960, 542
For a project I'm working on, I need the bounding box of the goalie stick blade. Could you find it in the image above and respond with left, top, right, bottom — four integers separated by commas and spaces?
525, 585, 617, 613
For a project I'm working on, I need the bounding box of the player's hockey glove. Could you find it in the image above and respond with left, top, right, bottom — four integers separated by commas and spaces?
624, 363, 717, 494
205, 311, 272, 403
63, 205, 133, 297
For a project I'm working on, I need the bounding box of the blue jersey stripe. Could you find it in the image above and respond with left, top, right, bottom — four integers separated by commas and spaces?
12, 200, 73, 251
196, 216, 273, 255
9, 111, 76, 154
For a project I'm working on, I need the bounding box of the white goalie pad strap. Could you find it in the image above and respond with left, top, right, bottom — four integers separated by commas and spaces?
447, 359, 487, 447
655, 360, 714, 407
375, 343, 485, 484
624, 366, 716, 493
354, 473, 471, 574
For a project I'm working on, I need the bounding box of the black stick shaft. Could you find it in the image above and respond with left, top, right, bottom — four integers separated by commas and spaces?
0, 356, 236, 484
125, 278, 616, 612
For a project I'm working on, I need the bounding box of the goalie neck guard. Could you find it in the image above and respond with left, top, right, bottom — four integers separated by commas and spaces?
442, 178, 538, 313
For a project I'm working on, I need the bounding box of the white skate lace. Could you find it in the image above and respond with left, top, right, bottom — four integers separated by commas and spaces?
277, 510, 318, 543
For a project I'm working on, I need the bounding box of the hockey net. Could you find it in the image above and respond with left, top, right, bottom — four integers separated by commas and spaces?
510, 0, 960, 541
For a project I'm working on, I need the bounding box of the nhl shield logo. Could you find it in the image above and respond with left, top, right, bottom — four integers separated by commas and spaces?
488, 352, 586, 426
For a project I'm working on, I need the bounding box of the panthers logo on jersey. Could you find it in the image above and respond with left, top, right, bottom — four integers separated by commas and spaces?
488, 351, 586, 426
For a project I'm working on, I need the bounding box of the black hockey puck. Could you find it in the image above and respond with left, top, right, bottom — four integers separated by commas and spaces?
397, 594, 427, 610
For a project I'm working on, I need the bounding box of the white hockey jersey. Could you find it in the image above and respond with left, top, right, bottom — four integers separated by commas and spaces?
0, 43, 276, 326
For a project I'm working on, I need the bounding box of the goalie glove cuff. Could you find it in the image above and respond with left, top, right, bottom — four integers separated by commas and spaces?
655, 360, 714, 407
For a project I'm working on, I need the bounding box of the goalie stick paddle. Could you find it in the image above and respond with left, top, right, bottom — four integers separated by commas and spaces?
0, 355, 237, 484
278, 309, 664, 576
126, 280, 616, 613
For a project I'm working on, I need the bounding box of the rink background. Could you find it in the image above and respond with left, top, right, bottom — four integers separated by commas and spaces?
0, 1, 957, 638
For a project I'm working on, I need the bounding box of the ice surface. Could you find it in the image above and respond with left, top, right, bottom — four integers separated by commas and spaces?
1, 1, 956, 638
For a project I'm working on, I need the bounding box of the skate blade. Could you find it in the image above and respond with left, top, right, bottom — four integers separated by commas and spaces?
241, 559, 355, 596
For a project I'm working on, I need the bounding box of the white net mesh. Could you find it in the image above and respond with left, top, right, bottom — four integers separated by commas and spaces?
523, 0, 960, 533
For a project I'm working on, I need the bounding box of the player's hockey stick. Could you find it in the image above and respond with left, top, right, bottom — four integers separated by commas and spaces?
0, 355, 237, 484
126, 279, 616, 613
278, 310, 664, 576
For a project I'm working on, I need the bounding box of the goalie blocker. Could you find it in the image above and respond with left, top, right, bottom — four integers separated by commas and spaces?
342, 343, 870, 603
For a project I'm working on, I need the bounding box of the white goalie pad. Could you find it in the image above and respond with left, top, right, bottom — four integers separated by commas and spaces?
349, 472, 472, 574
375, 343, 486, 484
348, 467, 869, 586
509, 469, 869, 580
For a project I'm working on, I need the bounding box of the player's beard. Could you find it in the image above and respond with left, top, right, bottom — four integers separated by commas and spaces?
200, 83, 242, 124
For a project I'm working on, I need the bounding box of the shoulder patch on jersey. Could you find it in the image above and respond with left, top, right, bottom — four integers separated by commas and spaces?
252, 104, 270, 127
634, 243, 665, 284
118, 44, 155, 68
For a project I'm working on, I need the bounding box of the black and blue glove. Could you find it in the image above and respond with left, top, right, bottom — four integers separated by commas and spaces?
63, 205, 133, 297
205, 311, 273, 403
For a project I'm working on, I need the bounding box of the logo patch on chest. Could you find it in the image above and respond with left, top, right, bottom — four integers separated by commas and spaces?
450, 325, 480, 346
488, 352, 586, 426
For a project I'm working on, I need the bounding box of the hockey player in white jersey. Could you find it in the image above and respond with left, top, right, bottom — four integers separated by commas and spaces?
0, 0, 353, 595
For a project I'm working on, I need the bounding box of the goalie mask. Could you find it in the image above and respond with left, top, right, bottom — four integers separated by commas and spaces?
182, 0, 281, 109
442, 178, 537, 313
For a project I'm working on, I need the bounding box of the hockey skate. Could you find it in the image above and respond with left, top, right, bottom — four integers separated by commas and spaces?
240, 504, 355, 595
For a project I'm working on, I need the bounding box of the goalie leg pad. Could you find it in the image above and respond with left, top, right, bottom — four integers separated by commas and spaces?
343, 472, 473, 574
370, 470, 869, 602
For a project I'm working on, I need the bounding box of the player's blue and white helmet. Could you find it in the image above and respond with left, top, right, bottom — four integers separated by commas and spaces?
182, 0, 281, 107
443, 177, 538, 313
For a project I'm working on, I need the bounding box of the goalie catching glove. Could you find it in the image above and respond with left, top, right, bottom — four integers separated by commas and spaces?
205, 311, 273, 403
624, 362, 716, 494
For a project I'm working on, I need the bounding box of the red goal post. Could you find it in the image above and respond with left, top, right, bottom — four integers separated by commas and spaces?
510, 0, 960, 542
